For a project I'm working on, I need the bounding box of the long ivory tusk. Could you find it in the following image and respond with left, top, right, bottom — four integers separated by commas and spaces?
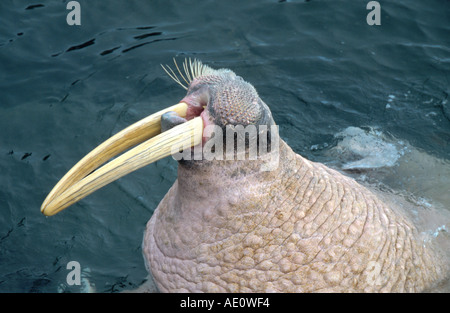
41, 103, 202, 216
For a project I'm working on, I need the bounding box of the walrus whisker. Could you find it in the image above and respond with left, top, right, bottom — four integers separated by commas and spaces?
188, 58, 216, 81
190, 58, 201, 80
183, 58, 193, 83
173, 58, 191, 87
161, 63, 188, 90
162, 58, 219, 91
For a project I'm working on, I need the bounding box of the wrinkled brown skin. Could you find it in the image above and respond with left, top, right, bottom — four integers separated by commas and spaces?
143, 139, 447, 292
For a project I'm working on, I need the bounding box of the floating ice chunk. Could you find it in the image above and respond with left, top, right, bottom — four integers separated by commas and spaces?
332, 127, 405, 170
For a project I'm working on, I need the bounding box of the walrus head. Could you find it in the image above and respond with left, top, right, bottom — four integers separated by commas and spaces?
41, 59, 277, 216
161, 59, 278, 168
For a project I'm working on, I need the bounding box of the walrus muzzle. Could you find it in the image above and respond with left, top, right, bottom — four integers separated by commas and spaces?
41, 102, 203, 216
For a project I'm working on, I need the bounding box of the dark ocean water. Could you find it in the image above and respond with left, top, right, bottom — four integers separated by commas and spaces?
0, 0, 449, 292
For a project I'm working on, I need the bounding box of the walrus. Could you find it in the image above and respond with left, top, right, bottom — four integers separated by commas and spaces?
41, 59, 448, 292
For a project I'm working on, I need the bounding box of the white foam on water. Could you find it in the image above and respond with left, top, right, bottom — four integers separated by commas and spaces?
80, 267, 96, 293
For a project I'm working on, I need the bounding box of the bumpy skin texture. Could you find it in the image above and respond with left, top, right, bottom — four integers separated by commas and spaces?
143, 140, 446, 292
